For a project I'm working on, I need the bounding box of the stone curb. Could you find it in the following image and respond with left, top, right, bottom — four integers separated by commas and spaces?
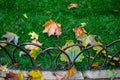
0, 70, 120, 80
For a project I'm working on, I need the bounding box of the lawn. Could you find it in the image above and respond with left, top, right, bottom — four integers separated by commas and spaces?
0, 0, 120, 71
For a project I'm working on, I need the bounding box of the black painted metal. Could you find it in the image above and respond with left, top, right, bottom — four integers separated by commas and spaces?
0, 39, 120, 70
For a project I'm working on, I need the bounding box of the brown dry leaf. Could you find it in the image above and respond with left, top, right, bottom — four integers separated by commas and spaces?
13, 62, 20, 66
73, 26, 87, 38
0, 43, 7, 50
114, 9, 119, 13
6, 72, 18, 80
64, 66, 77, 79
25, 39, 42, 50
68, 3, 78, 9
52, 73, 63, 80
92, 62, 100, 67
43, 19, 62, 37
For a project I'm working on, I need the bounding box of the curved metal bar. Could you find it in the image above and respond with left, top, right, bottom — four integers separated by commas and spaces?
73, 45, 107, 68
0, 45, 14, 64
106, 49, 120, 65
106, 39, 120, 47
35, 50, 53, 70
0, 39, 120, 70
12, 43, 45, 66
37, 47, 72, 70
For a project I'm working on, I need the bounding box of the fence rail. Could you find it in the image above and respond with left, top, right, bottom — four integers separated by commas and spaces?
0, 39, 120, 70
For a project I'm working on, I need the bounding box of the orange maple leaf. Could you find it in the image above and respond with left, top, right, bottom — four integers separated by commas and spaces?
43, 20, 62, 37
73, 26, 87, 38
64, 66, 77, 79
68, 3, 78, 9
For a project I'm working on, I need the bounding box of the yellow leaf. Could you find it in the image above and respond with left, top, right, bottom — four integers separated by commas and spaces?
64, 66, 77, 79
0, 65, 8, 71
93, 41, 106, 54
29, 32, 39, 40
92, 62, 100, 67
18, 71, 25, 80
28, 70, 44, 80
0, 43, 7, 50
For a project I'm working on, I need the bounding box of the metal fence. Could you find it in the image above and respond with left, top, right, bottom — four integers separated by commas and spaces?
0, 39, 120, 70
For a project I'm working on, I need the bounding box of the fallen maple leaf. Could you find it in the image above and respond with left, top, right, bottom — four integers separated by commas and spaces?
43, 19, 62, 37
29, 32, 39, 40
2, 32, 19, 45
68, 3, 78, 9
28, 70, 44, 80
64, 66, 77, 79
73, 27, 87, 38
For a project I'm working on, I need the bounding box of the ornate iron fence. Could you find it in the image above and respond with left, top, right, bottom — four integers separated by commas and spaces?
0, 39, 120, 70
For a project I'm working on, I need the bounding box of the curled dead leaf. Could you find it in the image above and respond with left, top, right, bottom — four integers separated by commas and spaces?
2, 32, 19, 45
68, 3, 78, 9
25, 39, 42, 50
43, 19, 62, 37
52, 73, 63, 80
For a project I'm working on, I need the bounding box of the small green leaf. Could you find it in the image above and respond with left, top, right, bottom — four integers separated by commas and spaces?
81, 22, 86, 27
23, 13, 28, 18
29, 32, 39, 40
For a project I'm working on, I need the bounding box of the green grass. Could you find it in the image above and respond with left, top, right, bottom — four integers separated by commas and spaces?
0, 0, 120, 71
